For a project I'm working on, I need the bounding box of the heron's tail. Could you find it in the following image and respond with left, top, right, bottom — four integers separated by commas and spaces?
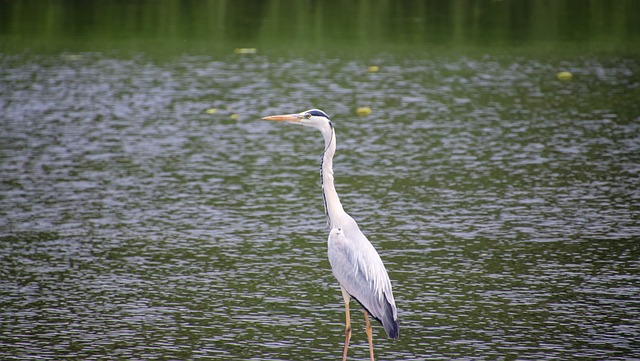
353, 292, 399, 339
381, 294, 399, 339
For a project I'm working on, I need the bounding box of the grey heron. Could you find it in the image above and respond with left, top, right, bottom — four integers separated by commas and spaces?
262, 109, 399, 361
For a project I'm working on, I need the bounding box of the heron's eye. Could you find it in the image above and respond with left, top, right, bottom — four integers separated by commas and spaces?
304, 113, 312, 119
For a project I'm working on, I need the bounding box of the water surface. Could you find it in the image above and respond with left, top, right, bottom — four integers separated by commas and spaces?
1, 1, 640, 360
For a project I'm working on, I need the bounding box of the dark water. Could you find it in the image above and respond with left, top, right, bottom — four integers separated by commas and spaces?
2, 51, 639, 361
2, 1, 640, 360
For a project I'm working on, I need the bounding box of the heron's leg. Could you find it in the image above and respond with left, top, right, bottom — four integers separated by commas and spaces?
364, 310, 375, 361
341, 287, 352, 361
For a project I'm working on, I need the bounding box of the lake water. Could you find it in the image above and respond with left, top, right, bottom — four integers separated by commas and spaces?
1, 1, 639, 360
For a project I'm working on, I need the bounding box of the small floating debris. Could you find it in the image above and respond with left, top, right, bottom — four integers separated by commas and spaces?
367, 66, 380, 73
234, 48, 257, 55
205, 108, 218, 114
61, 54, 83, 61
356, 107, 372, 116
229, 113, 240, 120
556, 71, 572, 81
454, 98, 472, 105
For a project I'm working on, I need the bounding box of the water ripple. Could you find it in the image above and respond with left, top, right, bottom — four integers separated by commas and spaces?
1, 52, 639, 360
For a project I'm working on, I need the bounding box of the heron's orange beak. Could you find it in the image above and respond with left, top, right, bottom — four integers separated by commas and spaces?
262, 114, 301, 122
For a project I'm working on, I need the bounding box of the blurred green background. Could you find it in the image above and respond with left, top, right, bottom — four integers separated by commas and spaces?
1, 0, 638, 56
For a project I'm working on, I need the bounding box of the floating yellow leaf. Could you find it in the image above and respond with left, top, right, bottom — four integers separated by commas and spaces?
356, 107, 372, 116
557, 71, 572, 81
234, 48, 257, 55
367, 66, 380, 73
205, 108, 217, 114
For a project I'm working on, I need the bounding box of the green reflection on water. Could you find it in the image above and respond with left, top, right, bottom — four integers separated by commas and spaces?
1, 0, 639, 56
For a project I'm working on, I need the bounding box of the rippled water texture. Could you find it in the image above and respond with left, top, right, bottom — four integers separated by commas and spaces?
1, 53, 639, 360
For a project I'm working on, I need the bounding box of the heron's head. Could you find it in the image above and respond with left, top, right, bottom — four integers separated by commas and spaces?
262, 109, 332, 130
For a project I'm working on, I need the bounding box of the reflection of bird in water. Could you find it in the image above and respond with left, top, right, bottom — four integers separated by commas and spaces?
262, 109, 399, 361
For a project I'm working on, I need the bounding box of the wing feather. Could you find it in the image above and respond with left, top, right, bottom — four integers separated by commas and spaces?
327, 225, 398, 338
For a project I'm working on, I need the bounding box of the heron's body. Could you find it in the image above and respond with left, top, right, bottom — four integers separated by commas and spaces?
328, 225, 398, 338
262, 109, 398, 360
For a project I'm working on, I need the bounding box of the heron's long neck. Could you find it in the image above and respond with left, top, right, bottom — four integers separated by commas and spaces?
320, 125, 345, 229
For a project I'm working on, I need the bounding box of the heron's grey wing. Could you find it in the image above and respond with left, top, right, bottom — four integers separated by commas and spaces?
327, 227, 399, 338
